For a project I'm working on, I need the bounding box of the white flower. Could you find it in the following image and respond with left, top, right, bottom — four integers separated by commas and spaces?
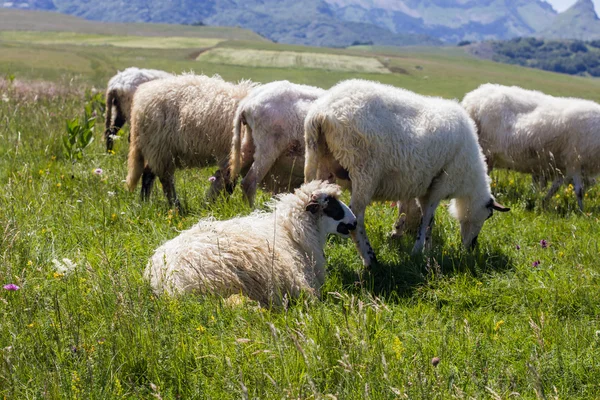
1, 94, 9, 103
52, 258, 77, 274
108, 191, 116, 197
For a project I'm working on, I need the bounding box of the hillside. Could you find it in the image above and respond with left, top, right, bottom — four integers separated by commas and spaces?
538, 0, 600, 41
6, 0, 441, 47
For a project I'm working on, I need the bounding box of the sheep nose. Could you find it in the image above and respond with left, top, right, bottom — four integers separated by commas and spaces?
337, 221, 357, 235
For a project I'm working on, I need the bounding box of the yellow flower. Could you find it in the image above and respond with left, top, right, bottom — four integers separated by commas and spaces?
558, 251, 564, 258
56, 183, 61, 188
53, 272, 64, 279
392, 336, 404, 359
111, 213, 117, 221
51, 155, 56, 161
509, 180, 514, 185
27, 260, 33, 266
38, 169, 44, 175
27, 323, 35, 328
196, 325, 206, 333
494, 320, 504, 332
555, 194, 560, 199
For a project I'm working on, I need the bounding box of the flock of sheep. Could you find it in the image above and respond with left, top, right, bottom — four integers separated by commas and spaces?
104, 67, 600, 306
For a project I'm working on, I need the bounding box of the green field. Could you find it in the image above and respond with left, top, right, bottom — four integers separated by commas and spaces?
1, 11, 600, 399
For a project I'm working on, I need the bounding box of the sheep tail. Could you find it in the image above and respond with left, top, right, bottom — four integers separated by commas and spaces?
304, 112, 329, 182
229, 108, 244, 183
126, 131, 144, 191
104, 89, 115, 132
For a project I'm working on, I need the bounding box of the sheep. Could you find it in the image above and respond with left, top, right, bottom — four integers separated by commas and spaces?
145, 180, 357, 305
229, 80, 325, 207
304, 79, 509, 267
126, 74, 257, 208
462, 83, 600, 211
104, 67, 173, 152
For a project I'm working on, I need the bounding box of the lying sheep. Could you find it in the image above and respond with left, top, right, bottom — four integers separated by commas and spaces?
305, 79, 509, 267
462, 83, 600, 211
145, 180, 357, 305
126, 74, 257, 208
104, 67, 172, 152
229, 80, 325, 207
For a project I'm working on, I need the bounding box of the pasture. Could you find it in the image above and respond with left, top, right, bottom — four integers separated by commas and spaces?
1, 12, 600, 399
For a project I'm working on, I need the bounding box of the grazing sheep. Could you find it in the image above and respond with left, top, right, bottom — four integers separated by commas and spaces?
304, 79, 509, 267
104, 67, 173, 152
228, 80, 325, 207
145, 180, 357, 305
126, 74, 257, 208
462, 83, 600, 211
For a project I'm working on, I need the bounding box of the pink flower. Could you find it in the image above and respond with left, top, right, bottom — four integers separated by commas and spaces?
390, 202, 397, 208
208, 176, 216, 182
516, 244, 521, 250
532, 260, 540, 268
94, 168, 103, 175
3, 284, 19, 291
540, 240, 548, 249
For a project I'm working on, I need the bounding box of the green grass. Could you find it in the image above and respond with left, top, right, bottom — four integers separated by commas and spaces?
1, 28, 600, 398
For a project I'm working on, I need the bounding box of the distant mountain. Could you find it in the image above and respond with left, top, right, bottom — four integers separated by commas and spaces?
538, 0, 600, 41
8, 0, 441, 47
6, 0, 600, 46
324, 0, 558, 42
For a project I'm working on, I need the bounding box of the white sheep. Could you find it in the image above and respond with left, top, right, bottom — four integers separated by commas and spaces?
462, 83, 600, 211
229, 80, 325, 207
145, 180, 357, 305
104, 67, 173, 152
126, 73, 257, 208
304, 79, 509, 267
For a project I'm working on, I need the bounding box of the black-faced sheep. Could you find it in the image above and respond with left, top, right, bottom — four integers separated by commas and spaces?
228, 80, 325, 207
145, 180, 357, 305
462, 83, 600, 211
104, 67, 172, 152
304, 79, 509, 267
126, 74, 257, 208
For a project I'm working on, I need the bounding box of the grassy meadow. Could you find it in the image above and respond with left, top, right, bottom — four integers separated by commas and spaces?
1, 12, 600, 399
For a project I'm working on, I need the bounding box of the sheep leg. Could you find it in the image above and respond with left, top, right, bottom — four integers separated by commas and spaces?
159, 171, 180, 209
391, 198, 421, 238
349, 187, 377, 268
412, 199, 440, 255
141, 166, 156, 200
571, 173, 585, 211
543, 176, 564, 205
241, 144, 285, 208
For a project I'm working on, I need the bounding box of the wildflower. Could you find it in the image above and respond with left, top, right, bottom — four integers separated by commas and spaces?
56, 183, 61, 188
108, 149, 116, 155
540, 240, 548, 249
509, 179, 514, 185
196, 325, 206, 333
390, 202, 397, 208
532, 260, 541, 268
27, 323, 34, 328
27, 260, 33, 266
107, 191, 116, 196
51, 155, 56, 161
52, 258, 76, 274
53, 272, 64, 279
494, 320, 504, 332
208, 176, 216, 182
3, 284, 20, 291
431, 357, 440, 367
111, 213, 117, 221
98, 338, 106, 345
515, 244, 520, 250
94, 168, 103, 175
392, 336, 404, 359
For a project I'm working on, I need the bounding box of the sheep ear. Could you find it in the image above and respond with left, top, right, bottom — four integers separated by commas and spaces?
488, 199, 510, 212
305, 201, 321, 214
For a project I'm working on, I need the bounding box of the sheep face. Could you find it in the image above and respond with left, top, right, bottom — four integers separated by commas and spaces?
305, 193, 357, 238
459, 198, 510, 249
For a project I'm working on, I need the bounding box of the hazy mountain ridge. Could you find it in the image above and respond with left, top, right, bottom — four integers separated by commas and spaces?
6, 0, 600, 45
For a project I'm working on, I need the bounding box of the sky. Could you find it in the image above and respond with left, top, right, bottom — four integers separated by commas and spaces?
546, 0, 599, 12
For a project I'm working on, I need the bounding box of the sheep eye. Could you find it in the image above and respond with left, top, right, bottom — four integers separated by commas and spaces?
322, 196, 345, 221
